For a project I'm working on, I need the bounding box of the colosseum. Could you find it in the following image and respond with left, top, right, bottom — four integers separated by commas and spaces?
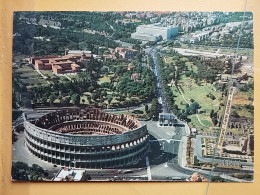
23, 107, 149, 168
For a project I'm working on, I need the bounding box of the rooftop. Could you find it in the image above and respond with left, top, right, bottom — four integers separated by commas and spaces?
53, 168, 85, 181
68, 50, 92, 54
138, 23, 178, 30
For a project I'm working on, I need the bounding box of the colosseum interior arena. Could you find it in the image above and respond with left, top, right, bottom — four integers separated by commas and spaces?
23, 107, 149, 169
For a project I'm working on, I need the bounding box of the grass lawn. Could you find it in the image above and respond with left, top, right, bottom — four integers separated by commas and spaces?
164, 57, 175, 64
15, 67, 34, 73
233, 90, 252, 106
179, 77, 222, 111
172, 73, 224, 132
180, 57, 189, 62
21, 78, 46, 85
98, 75, 111, 84
185, 61, 198, 73
233, 106, 253, 118
187, 114, 213, 132
80, 95, 91, 104
172, 87, 186, 110
15, 65, 48, 87
40, 70, 58, 80
226, 128, 245, 136
111, 104, 151, 117
83, 92, 92, 96
232, 89, 253, 118
19, 72, 40, 78
16, 68, 40, 78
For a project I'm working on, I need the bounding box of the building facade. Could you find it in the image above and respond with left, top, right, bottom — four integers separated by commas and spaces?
115, 47, 138, 59
131, 23, 178, 41
30, 50, 92, 74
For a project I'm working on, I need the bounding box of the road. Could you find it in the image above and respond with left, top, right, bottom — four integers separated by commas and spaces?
147, 47, 195, 179
182, 43, 253, 51
150, 46, 171, 113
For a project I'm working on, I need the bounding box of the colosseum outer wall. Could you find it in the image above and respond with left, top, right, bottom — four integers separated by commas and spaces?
23, 108, 150, 168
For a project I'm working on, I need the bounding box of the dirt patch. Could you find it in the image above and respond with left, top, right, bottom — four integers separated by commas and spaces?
233, 93, 251, 106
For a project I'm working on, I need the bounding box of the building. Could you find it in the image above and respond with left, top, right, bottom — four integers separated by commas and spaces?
115, 47, 138, 59
191, 128, 197, 135
103, 54, 116, 61
66, 50, 91, 55
187, 172, 208, 182
158, 113, 176, 126
23, 107, 149, 169
131, 23, 178, 41
53, 168, 87, 181
189, 31, 211, 43
30, 50, 92, 74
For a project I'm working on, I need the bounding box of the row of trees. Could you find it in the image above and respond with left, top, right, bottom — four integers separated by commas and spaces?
156, 55, 182, 117
146, 98, 159, 119
120, 37, 142, 45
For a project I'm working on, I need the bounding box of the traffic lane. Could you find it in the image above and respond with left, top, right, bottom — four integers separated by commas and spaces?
149, 163, 189, 179
85, 169, 149, 181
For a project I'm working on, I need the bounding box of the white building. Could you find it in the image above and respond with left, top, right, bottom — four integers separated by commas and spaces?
67, 50, 92, 55
53, 168, 87, 181
131, 23, 178, 41
189, 31, 211, 43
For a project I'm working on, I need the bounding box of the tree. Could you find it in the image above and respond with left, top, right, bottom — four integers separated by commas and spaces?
123, 100, 131, 109
101, 90, 107, 98
92, 93, 99, 101
11, 162, 29, 181
107, 96, 113, 107
71, 94, 80, 105
61, 97, 70, 106
88, 86, 95, 93
211, 176, 225, 182
82, 170, 92, 181
232, 111, 240, 118
30, 164, 44, 181
49, 94, 56, 106
87, 95, 92, 104
41, 97, 47, 105
194, 155, 199, 166
147, 99, 159, 119
189, 102, 200, 114
145, 105, 149, 114
180, 113, 188, 121
210, 110, 214, 118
